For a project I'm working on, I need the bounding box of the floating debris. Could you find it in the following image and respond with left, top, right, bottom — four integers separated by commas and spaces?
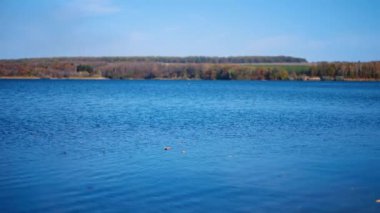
164, 146, 172, 151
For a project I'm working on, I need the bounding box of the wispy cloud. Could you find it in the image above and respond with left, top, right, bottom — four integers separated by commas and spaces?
60, 0, 121, 17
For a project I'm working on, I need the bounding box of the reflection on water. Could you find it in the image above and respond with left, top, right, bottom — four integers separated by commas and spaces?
0, 80, 380, 212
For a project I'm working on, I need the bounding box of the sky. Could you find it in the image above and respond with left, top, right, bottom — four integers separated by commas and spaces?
0, 0, 379, 61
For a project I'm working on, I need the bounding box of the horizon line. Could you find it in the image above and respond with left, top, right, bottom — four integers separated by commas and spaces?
1, 55, 379, 63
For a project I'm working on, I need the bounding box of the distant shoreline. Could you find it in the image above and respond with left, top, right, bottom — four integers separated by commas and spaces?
0, 56, 380, 81
1, 76, 379, 82
0, 76, 108, 80
1, 57, 379, 81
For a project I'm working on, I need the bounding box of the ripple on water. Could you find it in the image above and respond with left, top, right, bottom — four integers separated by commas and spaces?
0, 80, 380, 212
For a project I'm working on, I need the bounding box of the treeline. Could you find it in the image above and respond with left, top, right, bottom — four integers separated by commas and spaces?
0, 57, 379, 80
99, 56, 307, 63
10, 56, 307, 64
308, 62, 380, 80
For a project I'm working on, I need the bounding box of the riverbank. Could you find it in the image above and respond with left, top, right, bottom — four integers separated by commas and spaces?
1, 58, 379, 81
1, 76, 379, 81
0, 76, 108, 80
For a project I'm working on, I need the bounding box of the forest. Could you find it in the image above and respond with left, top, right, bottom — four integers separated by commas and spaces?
0, 56, 379, 80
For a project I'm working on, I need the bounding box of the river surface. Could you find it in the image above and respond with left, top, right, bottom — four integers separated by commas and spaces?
0, 80, 380, 212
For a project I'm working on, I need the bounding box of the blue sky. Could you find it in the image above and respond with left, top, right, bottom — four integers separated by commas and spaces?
0, 0, 379, 61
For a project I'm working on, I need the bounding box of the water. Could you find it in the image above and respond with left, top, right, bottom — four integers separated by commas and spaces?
0, 80, 379, 212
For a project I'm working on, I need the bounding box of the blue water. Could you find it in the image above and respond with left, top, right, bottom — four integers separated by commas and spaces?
0, 80, 380, 212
